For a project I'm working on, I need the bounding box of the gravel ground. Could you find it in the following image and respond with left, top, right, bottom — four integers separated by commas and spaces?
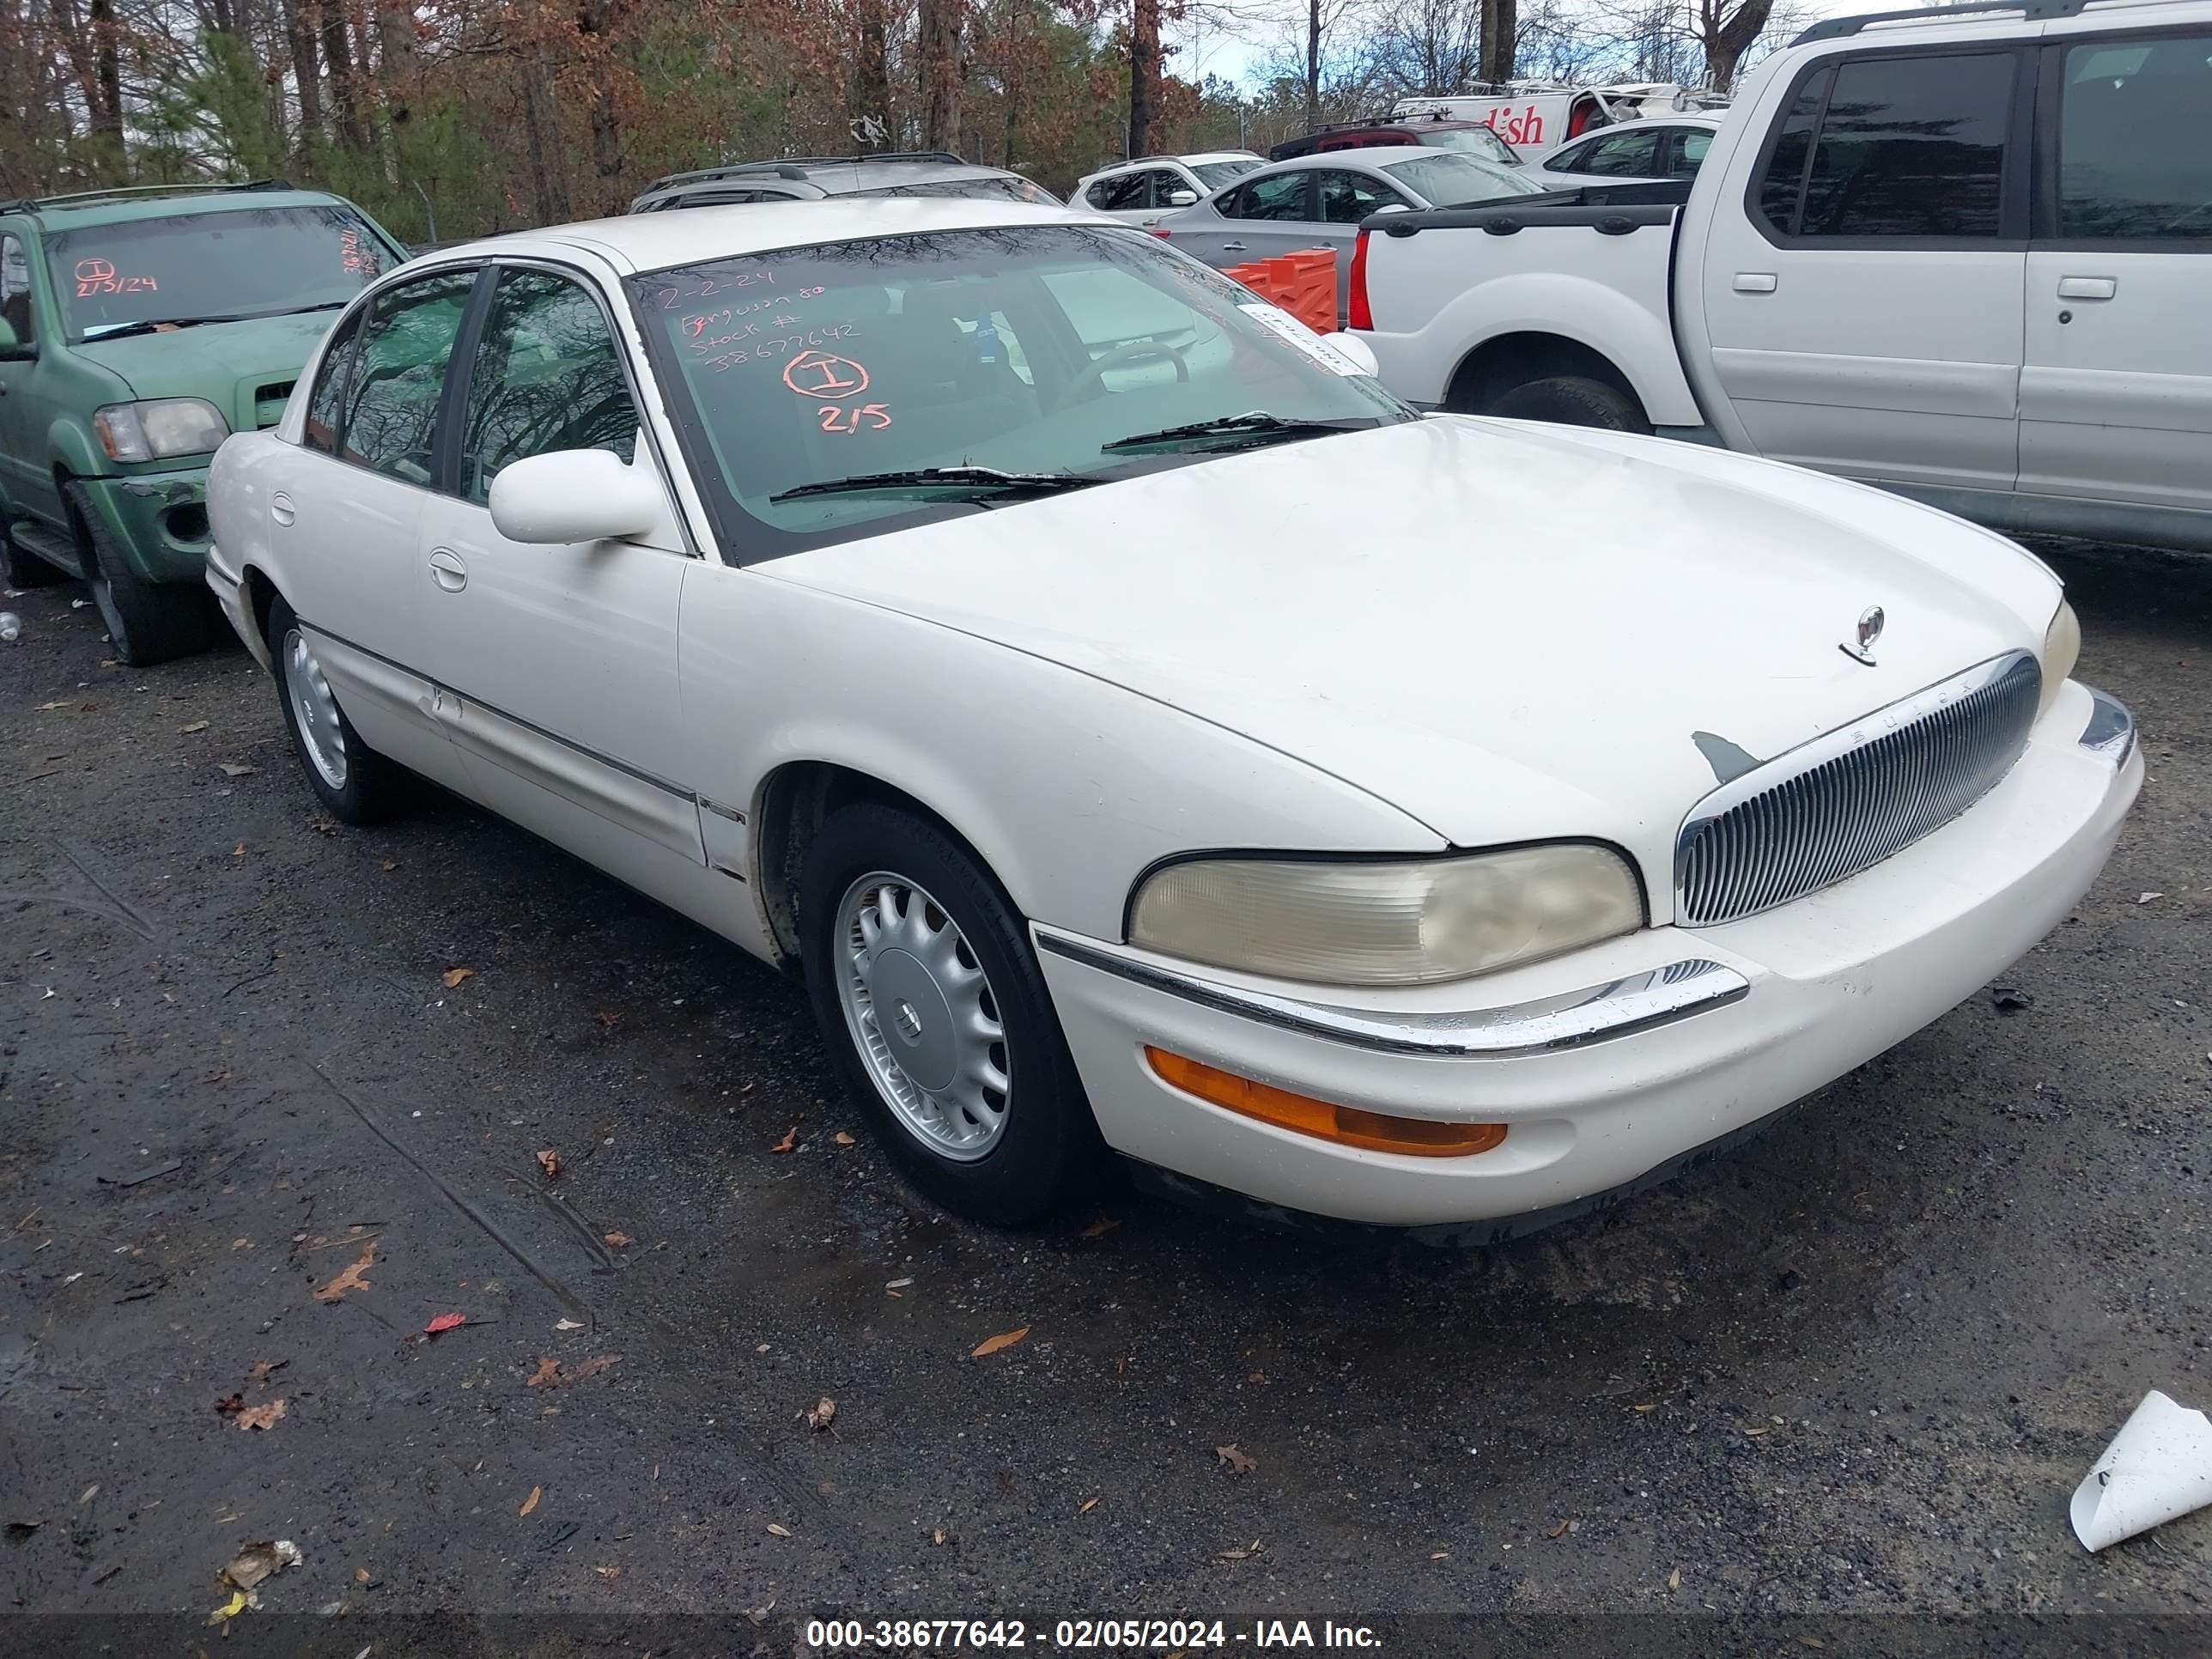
2, 543, 2208, 1656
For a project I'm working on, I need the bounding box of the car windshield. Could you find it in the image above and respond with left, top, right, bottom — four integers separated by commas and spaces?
1380, 153, 1545, 205
1191, 159, 1262, 189
45, 204, 392, 341
861, 177, 1061, 205
627, 223, 1412, 557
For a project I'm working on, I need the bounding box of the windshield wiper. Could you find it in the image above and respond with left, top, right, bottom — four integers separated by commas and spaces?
769, 465, 1104, 505
1101, 411, 1382, 455
76, 301, 347, 343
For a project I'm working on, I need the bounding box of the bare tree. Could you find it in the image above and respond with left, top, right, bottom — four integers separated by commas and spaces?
1370, 0, 1483, 96
919, 0, 963, 151
1693, 0, 1771, 91
1130, 0, 1161, 154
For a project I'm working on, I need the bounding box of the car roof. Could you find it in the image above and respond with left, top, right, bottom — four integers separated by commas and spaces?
430, 198, 1115, 276
1252, 145, 1453, 173
637, 158, 1030, 204
2, 185, 357, 229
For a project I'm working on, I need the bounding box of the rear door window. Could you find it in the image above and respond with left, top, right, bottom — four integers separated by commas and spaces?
1092, 173, 1152, 211
1577, 128, 1662, 177
1316, 170, 1402, 223
2052, 32, 2212, 241
336, 269, 477, 485
1781, 52, 2018, 240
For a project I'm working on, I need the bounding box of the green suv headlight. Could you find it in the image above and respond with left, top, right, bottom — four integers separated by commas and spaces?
93, 398, 230, 463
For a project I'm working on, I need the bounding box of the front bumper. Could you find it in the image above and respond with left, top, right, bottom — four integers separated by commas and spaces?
1035, 681, 2141, 1231
77, 467, 213, 586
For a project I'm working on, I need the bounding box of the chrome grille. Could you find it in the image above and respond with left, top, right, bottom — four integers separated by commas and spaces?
1676, 651, 2041, 926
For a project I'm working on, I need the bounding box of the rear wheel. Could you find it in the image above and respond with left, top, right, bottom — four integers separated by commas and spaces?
799, 802, 1104, 1226
1487, 374, 1650, 434
64, 481, 219, 665
267, 592, 404, 823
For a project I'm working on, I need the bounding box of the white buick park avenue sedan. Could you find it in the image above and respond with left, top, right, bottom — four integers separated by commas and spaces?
205, 199, 2141, 1239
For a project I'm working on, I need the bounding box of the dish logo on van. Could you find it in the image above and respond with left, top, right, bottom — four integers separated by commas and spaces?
1482, 105, 1546, 147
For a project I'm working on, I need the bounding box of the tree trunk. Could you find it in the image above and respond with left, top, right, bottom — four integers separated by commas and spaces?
576, 0, 624, 216
88, 0, 122, 141
854, 0, 891, 151
1129, 0, 1159, 158
321, 1, 367, 149
520, 52, 571, 224
1479, 0, 1516, 86
280, 0, 323, 160
1702, 0, 1772, 93
1304, 0, 1319, 129
918, 0, 962, 155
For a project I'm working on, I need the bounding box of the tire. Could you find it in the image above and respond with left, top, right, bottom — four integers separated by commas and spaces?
64, 480, 219, 665
2, 520, 67, 588
1487, 374, 1651, 434
799, 802, 1105, 1226
265, 592, 404, 824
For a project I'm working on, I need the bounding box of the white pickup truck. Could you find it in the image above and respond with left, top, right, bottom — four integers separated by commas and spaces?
1350, 0, 2212, 553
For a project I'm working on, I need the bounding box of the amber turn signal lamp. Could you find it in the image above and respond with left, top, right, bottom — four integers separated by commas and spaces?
1145, 1048, 1507, 1158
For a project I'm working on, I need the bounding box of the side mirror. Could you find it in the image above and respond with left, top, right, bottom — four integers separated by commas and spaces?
488, 447, 664, 544
1328, 332, 1380, 376
1166, 188, 1199, 207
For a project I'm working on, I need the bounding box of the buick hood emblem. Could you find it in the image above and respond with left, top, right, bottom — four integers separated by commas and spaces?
1840, 605, 1885, 666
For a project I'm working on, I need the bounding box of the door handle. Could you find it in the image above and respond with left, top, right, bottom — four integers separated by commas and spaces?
2056, 276, 2116, 301
1733, 272, 1778, 293
1220, 240, 1249, 252
270, 491, 295, 526
427, 548, 468, 592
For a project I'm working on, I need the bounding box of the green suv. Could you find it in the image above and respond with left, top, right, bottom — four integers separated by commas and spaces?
0, 182, 405, 663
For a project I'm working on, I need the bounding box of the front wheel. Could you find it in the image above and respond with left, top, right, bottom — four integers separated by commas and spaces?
1487, 374, 1651, 434
799, 802, 1104, 1226
266, 593, 405, 823
64, 481, 219, 665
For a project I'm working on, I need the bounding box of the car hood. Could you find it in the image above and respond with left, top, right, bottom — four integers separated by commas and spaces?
763, 416, 2062, 908
70, 310, 336, 434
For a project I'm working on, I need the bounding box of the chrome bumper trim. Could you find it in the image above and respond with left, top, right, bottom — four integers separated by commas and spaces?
1035, 933, 1750, 1058
2078, 685, 2136, 767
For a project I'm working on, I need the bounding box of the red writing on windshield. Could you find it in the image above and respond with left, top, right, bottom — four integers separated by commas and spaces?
73, 257, 157, 298
339, 228, 378, 276
705, 325, 859, 373
781, 350, 870, 398
659, 269, 776, 308
818, 403, 892, 433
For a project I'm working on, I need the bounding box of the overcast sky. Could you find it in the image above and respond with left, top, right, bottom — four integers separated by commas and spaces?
1174, 0, 1888, 94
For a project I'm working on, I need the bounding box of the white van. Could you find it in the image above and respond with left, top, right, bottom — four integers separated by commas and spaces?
1392, 82, 1728, 159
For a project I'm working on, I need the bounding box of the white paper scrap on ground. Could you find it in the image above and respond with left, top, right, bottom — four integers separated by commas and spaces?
2070, 1389, 2212, 1552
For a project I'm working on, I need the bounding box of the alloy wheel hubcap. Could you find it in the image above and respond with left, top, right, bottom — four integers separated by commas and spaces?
834, 872, 1009, 1160
282, 626, 348, 790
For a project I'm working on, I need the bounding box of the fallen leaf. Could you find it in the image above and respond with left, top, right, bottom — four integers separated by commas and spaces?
233, 842, 246, 857
218, 763, 257, 778
235, 1399, 288, 1431
1214, 1444, 1256, 1475
1249, 1370, 1267, 1383
1079, 1217, 1121, 1238
213, 1393, 244, 1417
1215, 1539, 1263, 1563
78, 1486, 98, 1505
423, 1312, 466, 1336
2139, 892, 2163, 904
747, 1596, 777, 1624
593, 1011, 621, 1030
535, 1148, 561, 1179
519, 1486, 541, 1517
1430, 1552, 1449, 1560
766, 1522, 792, 1538
222, 1540, 303, 1594
1667, 1567, 1681, 1592
442, 966, 475, 988
1633, 1402, 1659, 1413
1799, 1640, 1828, 1651
313, 1240, 375, 1302
885, 1277, 915, 1291
602, 1231, 635, 1248
770, 1126, 798, 1153
1744, 1425, 1774, 1437
834, 1131, 855, 1146
1547, 1520, 1570, 1539
180, 720, 210, 733
806, 1397, 837, 1431
568, 1354, 621, 1383
971, 1326, 1030, 1358
555, 1317, 584, 1332
38, 700, 70, 711
354, 1567, 369, 1584
592, 1564, 622, 1579
527, 1358, 562, 1389
1079, 1497, 1099, 1514
382, 860, 397, 872
247, 1361, 281, 1384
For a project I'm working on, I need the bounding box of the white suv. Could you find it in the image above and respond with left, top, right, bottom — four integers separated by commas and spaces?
1074, 152, 1264, 225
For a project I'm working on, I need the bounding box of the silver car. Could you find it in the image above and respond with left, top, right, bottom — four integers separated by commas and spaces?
1525, 116, 1722, 191
1152, 148, 1545, 321
629, 153, 1060, 213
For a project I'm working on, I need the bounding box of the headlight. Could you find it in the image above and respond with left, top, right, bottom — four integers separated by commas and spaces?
2040, 599, 2080, 717
93, 398, 230, 463
1127, 843, 1644, 987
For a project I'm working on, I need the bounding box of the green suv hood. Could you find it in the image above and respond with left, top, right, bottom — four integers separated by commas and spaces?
71, 309, 338, 434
